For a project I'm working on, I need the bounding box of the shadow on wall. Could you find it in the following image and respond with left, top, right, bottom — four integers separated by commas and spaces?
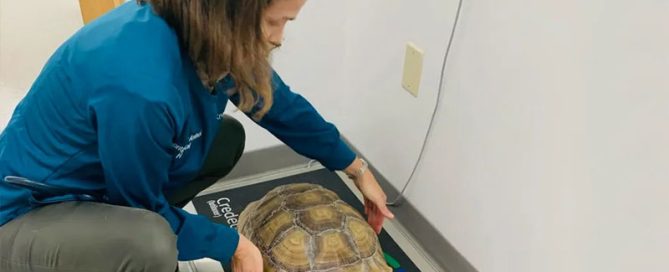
0, 84, 24, 129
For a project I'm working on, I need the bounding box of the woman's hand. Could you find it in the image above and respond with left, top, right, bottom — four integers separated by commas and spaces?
345, 158, 395, 234
231, 234, 263, 272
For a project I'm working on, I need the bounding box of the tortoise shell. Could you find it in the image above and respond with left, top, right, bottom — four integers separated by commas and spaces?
238, 183, 391, 272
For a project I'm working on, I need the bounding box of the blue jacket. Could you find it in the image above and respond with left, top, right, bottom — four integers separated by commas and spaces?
0, 2, 355, 265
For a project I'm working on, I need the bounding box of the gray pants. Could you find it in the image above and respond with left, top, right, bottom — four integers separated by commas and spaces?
0, 116, 245, 272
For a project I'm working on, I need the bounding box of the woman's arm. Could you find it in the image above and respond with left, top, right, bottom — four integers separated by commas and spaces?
91, 88, 241, 265
229, 71, 356, 170
228, 71, 394, 232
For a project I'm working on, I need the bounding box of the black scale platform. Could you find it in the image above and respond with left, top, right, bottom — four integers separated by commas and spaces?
192, 168, 421, 271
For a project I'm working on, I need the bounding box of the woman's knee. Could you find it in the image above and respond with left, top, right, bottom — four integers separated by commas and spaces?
116, 209, 178, 269
220, 115, 246, 149
0, 202, 178, 271
199, 115, 246, 178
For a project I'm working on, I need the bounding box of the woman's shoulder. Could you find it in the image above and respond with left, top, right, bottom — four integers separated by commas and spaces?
65, 2, 182, 78
80, 2, 178, 49
51, 2, 188, 102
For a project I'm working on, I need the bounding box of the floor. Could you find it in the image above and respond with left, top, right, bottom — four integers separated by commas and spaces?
178, 162, 442, 272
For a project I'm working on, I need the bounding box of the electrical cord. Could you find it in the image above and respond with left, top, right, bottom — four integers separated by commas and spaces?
387, 0, 464, 206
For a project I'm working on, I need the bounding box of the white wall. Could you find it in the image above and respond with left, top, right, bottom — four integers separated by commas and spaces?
0, 0, 83, 90
272, 0, 669, 271
420, 1, 669, 271
0, 0, 83, 128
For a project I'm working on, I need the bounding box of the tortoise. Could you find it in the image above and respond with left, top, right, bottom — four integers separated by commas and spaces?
238, 183, 392, 272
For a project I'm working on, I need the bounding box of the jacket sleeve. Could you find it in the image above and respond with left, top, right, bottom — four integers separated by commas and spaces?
90, 88, 239, 265
228, 71, 356, 171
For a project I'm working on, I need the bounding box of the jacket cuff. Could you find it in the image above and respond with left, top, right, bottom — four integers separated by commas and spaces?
320, 139, 356, 171
208, 225, 240, 265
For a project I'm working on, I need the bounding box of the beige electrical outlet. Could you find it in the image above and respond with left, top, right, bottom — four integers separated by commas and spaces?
401, 42, 424, 97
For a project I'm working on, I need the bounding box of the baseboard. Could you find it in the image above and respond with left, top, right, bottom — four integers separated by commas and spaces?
222, 144, 311, 181
223, 139, 477, 272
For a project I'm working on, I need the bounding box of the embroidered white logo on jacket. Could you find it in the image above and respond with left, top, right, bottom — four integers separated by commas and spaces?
189, 131, 202, 142
173, 131, 202, 159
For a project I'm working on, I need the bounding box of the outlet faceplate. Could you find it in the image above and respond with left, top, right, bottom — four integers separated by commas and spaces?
402, 42, 424, 97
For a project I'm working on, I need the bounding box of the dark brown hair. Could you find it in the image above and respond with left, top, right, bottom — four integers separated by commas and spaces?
138, 0, 274, 120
